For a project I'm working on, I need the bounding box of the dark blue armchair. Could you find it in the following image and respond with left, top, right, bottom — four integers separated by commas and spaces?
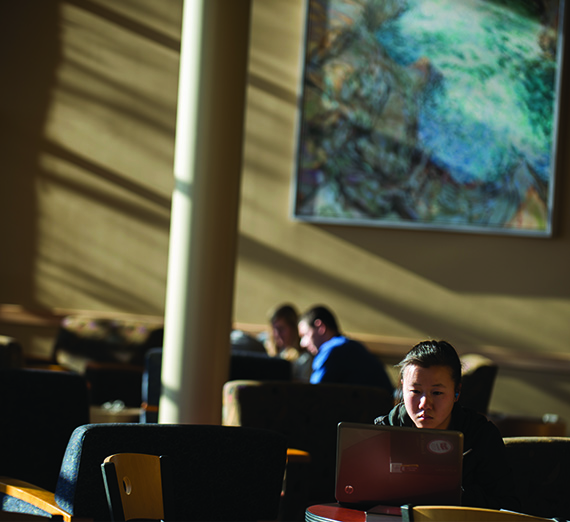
0, 368, 90, 493
1, 423, 287, 521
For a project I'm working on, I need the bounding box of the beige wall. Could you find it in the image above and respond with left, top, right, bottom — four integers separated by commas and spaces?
1, 0, 180, 355
1, 0, 569, 426
1, 1, 179, 322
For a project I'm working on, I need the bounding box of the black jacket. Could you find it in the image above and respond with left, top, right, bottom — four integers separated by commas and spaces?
374, 403, 520, 511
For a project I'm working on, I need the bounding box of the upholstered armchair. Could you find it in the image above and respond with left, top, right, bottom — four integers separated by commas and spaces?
140, 348, 293, 423
53, 315, 164, 372
222, 379, 395, 516
0, 369, 90, 493
0, 335, 24, 369
0, 423, 287, 521
504, 436, 570, 520
459, 353, 499, 415
52, 314, 164, 407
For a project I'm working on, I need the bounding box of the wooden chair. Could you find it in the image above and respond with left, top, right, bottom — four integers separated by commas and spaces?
100, 448, 308, 522
401, 505, 555, 522
101, 453, 166, 521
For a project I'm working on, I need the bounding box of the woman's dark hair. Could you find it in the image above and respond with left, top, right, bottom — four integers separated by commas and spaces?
269, 304, 298, 328
397, 340, 462, 392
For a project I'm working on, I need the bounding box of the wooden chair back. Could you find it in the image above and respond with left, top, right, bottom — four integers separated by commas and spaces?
101, 453, 165, 521
401, 505, 555, 522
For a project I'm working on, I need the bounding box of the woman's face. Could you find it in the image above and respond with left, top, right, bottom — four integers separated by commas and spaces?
401, 364, 458, 430
272, 318, 295, 349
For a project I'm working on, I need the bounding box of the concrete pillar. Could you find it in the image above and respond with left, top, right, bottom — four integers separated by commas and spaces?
159, 0, 252, 424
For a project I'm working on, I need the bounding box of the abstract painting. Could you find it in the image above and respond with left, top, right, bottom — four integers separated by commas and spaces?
293, 0, 565, 235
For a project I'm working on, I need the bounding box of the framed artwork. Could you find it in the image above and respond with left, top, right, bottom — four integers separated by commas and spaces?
292, 0, 565, 236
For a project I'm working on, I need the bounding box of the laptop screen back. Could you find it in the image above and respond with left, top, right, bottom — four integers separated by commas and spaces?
335, 422, 464, 508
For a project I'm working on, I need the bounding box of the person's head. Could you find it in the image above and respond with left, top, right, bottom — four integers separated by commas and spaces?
268, 304, 300, 351
398, 340, 462, 430
298, 305, 340, 356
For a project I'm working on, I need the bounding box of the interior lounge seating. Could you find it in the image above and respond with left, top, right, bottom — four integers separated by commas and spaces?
140, 347, 163, 423
53, 315, 165, 373
503, 436, 570, 520
222, 379, 395, 518
53, 316, 293, 418
0, 423, 287, 522
52, 314, 165, 407
493, 414, 567, 437
140, 347, 293, 423
0, 335, 24, 369
458, 353, 499, 415
0, 368, 90, 493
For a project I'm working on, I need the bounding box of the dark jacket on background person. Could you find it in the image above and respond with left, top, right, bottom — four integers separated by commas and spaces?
374, 402, 520, 512
311, 335, 394, 393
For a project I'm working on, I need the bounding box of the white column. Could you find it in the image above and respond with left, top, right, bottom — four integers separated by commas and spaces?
159, 0, 252, 424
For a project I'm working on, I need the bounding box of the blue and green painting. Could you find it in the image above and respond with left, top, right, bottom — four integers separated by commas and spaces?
295, 0, 563, 234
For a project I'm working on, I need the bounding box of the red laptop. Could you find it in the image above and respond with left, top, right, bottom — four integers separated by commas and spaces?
335, 422, 464, 514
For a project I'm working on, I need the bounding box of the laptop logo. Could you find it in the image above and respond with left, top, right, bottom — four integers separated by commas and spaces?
428, 439, 454, 454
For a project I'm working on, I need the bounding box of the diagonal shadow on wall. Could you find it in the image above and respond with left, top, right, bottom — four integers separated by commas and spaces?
0, 0, 62, 309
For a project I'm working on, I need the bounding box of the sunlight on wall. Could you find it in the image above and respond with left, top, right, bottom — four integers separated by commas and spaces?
33, 0, 181, 313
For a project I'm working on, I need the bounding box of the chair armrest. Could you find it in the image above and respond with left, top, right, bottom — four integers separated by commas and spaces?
0, 477, 71, 521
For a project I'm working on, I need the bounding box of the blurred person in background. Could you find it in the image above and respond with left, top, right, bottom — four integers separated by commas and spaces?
298, 305, 394, 393
262, 303, 312, 382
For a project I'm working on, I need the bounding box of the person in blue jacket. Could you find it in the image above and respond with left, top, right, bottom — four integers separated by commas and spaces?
297, 305, 393, 394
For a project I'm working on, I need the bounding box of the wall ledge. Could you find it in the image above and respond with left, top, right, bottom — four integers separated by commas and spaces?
2, 308, 568, 374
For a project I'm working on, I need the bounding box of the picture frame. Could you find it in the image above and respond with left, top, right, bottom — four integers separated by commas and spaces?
292, 0, 565, 236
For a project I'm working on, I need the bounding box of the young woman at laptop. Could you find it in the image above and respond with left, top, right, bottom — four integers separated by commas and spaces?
374, 340, 520, 512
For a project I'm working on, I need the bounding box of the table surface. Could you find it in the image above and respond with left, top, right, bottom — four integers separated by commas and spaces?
306, 503, 402, 522
89, 405, 142, 423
